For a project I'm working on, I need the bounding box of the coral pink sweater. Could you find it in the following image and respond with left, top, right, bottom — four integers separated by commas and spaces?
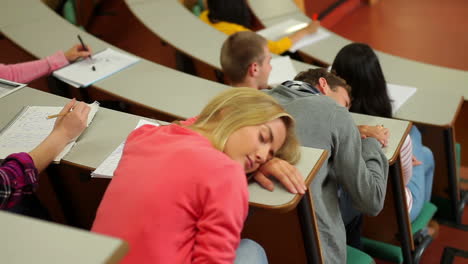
92, 124, 249, 264
0, 51, 68, 83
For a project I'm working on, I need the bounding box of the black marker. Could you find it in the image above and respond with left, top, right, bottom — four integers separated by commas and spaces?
77, 34, 96, 71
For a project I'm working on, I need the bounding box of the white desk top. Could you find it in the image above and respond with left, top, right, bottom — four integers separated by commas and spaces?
0, 211, 128, 264
0, 87, 327, 209
125, 0, 312, 73
247, 0, 466, 126
0, 0, 229, 120
351, 113, 411, 164
249, 147, 326, 209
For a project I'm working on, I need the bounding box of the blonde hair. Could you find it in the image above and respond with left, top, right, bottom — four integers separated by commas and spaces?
191, 88, 300, 164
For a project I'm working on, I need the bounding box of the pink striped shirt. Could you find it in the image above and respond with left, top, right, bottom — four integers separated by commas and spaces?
0, 51, 69, 83
399, 135, 413, 212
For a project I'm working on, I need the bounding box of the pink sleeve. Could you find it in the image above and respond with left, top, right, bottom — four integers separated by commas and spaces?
0, 51, 69, 83
192, 165, 249, 264
399, 135, 413, 211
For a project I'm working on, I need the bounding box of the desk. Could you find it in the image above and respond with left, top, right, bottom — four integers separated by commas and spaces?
0, 211, 128, 264
0, 0, 229, 121
248, 0, 466, 225
0, 87, 330, 263
124, 0, 313, 78
353, 113, 415, 263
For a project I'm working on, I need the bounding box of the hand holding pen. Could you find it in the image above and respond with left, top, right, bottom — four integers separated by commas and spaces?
75, 34, 96, 71
64, 43, 92, 63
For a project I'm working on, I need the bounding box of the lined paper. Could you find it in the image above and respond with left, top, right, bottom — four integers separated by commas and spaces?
0, 102, 99, 162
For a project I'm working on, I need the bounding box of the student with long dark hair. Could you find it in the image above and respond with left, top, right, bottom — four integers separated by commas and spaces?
200, 0, 320, 55
332, 43, 436, 237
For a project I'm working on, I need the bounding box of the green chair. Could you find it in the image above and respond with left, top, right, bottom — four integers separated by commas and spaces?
62, 0, 77, 25
362, 202, 437, 263
347, 246, 375, 264
191, 0, 205, 16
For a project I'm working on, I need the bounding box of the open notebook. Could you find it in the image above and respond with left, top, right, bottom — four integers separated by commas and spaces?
91, 119, 159, 178
268, 56, 297, 86
53, 48, 140, 88
257, 19, 331, 52
0, 78, 26, 99
0, 102, 100, 162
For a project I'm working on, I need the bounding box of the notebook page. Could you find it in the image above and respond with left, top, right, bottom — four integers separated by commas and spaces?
387, 83, 417, 115
0, 102, 100, 162
91, 119, 159, 178
268, 56, 297, 86
53, 48, 140, 88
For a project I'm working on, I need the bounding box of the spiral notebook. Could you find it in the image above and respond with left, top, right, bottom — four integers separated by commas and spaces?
91, 119, 159, 178
0, 102, 100, 162
53, 48, 140, 88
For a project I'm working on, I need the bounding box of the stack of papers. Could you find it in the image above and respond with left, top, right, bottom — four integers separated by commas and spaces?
0, 78, 26, 99
268, 56, 297, 86
53, 48, 140, 88
0, 102, 100, 162
257, 19, 331, 52
387, 83, 417, 114
91, 119, 159, 178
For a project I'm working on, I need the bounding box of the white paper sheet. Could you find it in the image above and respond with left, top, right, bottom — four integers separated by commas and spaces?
53, 48, 140, 88
268, 56, 297, 86
387, 83, 417, 115
257, 19, 331, 52
91, 119, 159, 178
0, 79, 26, 99
0, 102, 99, 162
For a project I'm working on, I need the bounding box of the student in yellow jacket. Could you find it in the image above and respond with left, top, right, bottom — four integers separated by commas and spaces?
200, 0, 320, 55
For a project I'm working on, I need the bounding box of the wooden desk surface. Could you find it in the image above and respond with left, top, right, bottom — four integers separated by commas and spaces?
0, 211, 128, 264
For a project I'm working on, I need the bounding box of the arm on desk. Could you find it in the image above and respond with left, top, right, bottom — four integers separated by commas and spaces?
334, 110, 389, 216
254, 157, 306, 194
29, 99, 89, 172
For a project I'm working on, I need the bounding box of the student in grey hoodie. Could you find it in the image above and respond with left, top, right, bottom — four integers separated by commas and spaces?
220, 31, 390, 263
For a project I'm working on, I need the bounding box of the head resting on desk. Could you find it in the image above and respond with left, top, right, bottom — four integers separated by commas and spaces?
332, 42, 392, 118
293, 68, 351, 109
189, 88, 300, 172
220, 31, 271, 90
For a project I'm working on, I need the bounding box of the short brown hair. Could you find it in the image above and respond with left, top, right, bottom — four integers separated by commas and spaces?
220, 31, 268, 83
294, 68, 351, 94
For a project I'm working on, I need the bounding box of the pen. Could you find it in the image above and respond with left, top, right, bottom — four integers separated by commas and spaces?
77, 34, 96, 71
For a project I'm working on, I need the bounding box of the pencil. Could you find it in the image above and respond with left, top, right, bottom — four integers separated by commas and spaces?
47, 113, 67, 119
